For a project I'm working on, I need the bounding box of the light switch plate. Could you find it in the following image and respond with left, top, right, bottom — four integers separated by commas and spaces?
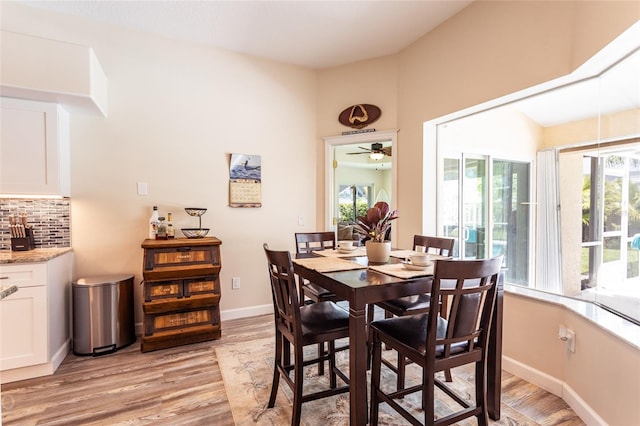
137, 182, 148, 195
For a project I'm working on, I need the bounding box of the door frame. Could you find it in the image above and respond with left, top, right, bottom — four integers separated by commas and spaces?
323, 129, 398, 243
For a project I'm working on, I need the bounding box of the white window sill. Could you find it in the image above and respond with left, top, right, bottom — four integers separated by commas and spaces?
504, 284, 640, 350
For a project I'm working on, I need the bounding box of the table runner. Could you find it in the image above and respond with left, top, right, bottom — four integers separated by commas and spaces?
293, 256, 367, 273
368, 262, 434, 279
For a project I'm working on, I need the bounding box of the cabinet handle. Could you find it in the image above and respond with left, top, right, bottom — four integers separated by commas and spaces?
0, 276, 8, 280
177, 247, 192, 252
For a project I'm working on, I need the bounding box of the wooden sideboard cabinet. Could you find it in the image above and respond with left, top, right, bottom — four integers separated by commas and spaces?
141, 237, 222, 352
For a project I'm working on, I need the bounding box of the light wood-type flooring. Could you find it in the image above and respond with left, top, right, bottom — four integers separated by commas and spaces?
1, 313, 584, 425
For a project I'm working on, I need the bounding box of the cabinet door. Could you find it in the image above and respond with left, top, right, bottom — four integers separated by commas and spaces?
0, 286, 47, 370
0, 97, 70, 196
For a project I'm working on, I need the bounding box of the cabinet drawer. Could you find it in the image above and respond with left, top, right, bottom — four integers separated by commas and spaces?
144, 304, 220, 336
0, 263, 47, 288
144, 245, 220, 271
145, 279, 183, 301
144, 275, 218, 301
184, 276, 219, 297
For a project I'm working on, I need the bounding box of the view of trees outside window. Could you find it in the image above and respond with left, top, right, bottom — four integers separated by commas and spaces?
580, 151, 640, 323
338, 184, 371, 222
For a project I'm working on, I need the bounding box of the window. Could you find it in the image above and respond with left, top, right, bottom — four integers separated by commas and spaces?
441, 154, 531, 286
338, 184, 372, 222
562, 143, 640, 323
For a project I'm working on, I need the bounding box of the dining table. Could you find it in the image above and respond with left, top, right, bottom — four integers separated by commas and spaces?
293, 248, 503, 426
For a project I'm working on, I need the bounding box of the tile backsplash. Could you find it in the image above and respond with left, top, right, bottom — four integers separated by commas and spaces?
0, 199, 71, 251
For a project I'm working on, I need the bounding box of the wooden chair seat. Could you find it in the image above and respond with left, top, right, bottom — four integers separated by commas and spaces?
367, 235, 455, 389
369, 256, 502, 426
264, 244, 350, 426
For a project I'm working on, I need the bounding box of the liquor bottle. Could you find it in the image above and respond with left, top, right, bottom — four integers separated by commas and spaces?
167, 212, 175, 239
156, 217, 168, 240
149, 206, 159, 239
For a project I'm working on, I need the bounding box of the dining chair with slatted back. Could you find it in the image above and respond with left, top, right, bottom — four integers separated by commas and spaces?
367, 235, 455, 388
413, 235, 455, 256
263, 243, 350, 425
369, 256, 502, 426
295, 232, 346, 376
295, 232, 339, 305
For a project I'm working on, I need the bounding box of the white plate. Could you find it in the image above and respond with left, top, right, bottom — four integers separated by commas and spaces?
402, 262, 430, 271
338, 247, 358, 254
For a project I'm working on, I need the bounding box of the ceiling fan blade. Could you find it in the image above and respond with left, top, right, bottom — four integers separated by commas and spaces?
381, 146, 392, 156
346, 151, 371, 155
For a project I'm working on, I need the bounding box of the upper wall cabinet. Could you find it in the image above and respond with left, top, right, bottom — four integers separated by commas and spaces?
0, 97, 70, 197
0, 31, 108, 117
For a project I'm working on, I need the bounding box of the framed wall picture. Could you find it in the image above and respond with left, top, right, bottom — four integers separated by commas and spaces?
229, 154, 262, 207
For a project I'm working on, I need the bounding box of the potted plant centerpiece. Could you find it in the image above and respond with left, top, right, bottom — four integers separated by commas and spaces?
355, 201, 398, 262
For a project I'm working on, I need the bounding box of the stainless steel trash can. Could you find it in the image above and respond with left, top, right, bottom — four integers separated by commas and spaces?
72, 274, 136, 356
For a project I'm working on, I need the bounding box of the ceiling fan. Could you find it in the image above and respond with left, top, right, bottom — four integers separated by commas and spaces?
346, 142, 392, 160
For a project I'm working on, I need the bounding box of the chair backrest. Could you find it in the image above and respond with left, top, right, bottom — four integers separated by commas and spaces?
413, 235, 455, 256
295, 232, 336, 254
263, 243, 301, 339
425, 256, 502, 365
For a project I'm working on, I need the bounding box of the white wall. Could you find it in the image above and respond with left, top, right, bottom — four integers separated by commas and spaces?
504, 293, 640, 425
1, 2, 318, 322
3, 2, 640, 423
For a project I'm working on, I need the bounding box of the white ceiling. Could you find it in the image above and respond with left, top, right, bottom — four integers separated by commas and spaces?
17, 0, 473, 69
13, 1, 640, 127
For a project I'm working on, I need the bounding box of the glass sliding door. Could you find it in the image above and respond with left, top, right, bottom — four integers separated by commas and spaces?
462, 157, 487, 259
493, 160, 530, 285
442, 155, 488, 260
442, 158, 461, 256
441, 154, 531, 285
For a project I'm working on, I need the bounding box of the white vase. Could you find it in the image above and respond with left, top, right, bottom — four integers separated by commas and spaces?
366, 240, 391, 263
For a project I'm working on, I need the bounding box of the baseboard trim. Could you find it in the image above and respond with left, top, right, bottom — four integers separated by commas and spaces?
221, 304, 273, 321
503, 356, 606, 426
51, 339, 70, 372
1, 340, 69, 384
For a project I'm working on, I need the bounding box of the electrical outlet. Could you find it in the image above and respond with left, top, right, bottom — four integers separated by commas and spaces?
298, 215, 304, 226
232, 277, 240, 290
567, 329, 576, 353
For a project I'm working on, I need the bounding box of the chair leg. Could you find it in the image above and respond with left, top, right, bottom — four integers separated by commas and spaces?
317, 342, 325, 376
292, 345, 305, 426
328, 340, 337, 388
396, 352, 406, 393
444, 368, 453, 382
475, 360, 489, 426
422, 364, 435, 422
369, 332, 382, 426
268, 332, 282, 408
366, 304, 375, 369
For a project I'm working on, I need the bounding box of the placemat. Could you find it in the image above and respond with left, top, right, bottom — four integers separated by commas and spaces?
314, 247, 367, 258
293, 256, 367, 273
368, 262, 434, 279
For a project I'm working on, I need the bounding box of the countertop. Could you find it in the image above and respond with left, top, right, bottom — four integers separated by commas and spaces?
0, 284, 17, 299
0, 248, 73, 264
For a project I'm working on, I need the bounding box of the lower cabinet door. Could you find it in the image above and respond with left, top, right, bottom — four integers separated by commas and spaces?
0, 286, 47, 370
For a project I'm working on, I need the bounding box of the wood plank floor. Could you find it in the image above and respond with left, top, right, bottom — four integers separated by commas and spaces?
1, 313, 583, 425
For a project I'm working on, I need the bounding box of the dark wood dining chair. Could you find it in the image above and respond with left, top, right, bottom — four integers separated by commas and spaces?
369, 256, 502, 426
367, 235, 455, 388
295, 232, 344, 375
295, 232, 339, 305
263, 243, 350, 426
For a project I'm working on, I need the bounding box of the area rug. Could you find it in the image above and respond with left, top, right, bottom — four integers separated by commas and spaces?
216, 338, 540, 425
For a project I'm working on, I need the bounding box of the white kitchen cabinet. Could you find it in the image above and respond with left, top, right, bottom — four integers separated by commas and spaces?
0, 251, 73, 383
0, 97, 70, 197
